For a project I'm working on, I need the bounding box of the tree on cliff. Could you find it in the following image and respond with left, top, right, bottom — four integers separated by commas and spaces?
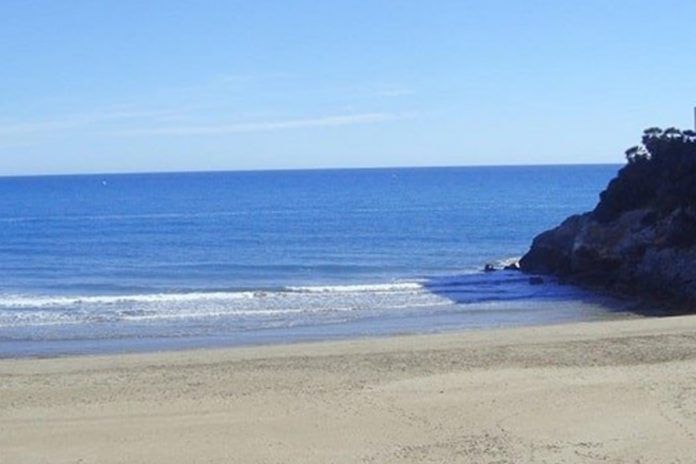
520, 126, 696, 306
595, 127, 696, 222
643, 127, 663, 138
663, 127, 683, 139
625, 145, 649, 164
683, 129, 696, 141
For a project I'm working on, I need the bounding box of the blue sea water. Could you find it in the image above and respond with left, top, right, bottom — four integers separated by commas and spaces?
0, 166, 631, 357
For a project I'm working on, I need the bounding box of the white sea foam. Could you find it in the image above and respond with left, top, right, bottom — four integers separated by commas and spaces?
493, 256, 522, 268
285, 282, 423, 293
0, 280, 452, 328
0, 291, 258, 309
0, 273, 591, 332
0, 282, 425, 309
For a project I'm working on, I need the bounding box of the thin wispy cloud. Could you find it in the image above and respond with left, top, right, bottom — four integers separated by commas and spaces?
107, 112, 416, 136
0, 108, 185, 136
0, 109, 416, 139
0, 71, 417, 139
0, 119, 82, 136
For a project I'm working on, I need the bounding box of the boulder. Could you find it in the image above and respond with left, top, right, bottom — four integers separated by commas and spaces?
503, 262, 520, 271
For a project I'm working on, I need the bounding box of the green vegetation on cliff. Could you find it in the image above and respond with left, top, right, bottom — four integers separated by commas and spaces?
521, 128, 696, 307
594, 128, 696, 231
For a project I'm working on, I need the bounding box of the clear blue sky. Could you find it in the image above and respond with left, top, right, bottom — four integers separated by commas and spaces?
1, 1, 695, 175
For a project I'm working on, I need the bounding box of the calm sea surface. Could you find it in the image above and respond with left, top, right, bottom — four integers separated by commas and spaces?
0, 166, 630, 356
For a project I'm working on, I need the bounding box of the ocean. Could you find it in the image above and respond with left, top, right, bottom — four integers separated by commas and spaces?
0, 165, 630, 357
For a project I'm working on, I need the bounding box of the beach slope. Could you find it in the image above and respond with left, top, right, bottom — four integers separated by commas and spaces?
3, 316, 696, 463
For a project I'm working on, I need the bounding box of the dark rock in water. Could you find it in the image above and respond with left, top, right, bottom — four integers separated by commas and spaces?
519, 128, 696, 308
503, 262, 520, 271
528, 276, 544, 285
483, 264, 496, 272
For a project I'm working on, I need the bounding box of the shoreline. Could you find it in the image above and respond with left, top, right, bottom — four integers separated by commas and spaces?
0, 313, 682, 366
3, 315, 696, 462
0, 303, 638, 360
1, 275, 641, 360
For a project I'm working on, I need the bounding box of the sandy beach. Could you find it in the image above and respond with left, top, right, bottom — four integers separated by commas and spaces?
2, 316, 696, 463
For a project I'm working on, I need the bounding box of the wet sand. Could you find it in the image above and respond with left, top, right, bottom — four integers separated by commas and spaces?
2, 315, 696, 463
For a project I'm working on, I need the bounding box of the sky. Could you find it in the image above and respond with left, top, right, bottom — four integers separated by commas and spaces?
1, 1, 696, 176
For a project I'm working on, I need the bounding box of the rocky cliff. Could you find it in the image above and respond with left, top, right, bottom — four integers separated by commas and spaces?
520, 127, 696, 307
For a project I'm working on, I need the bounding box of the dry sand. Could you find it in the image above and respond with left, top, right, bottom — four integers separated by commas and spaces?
3, 316, 696, 463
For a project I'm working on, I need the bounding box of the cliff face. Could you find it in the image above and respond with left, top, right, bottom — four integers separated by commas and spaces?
520, 128, 696, 306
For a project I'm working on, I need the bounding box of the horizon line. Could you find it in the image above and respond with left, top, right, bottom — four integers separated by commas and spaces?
0, 162, 623, 180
